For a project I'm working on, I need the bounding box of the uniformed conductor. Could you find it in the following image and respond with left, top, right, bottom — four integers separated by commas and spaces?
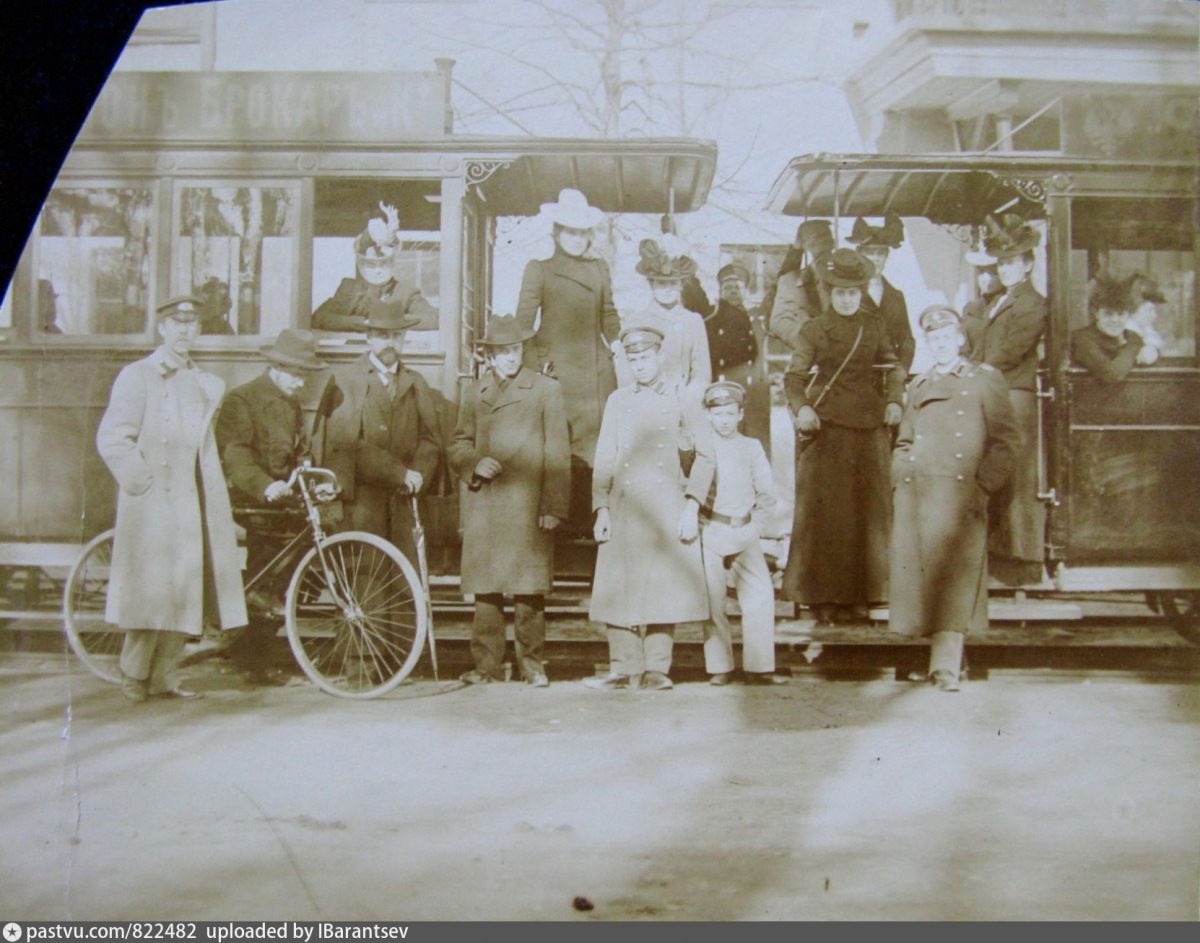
889, 305, 1021, 691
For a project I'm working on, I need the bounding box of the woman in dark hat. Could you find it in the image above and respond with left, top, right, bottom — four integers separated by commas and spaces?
846, 215, 915, 374
961, 248, 1003, 355
513, 188, 620, 536
1071, 275, 1160, 381
782, 248, 906, 623
964, 214, 1048, 585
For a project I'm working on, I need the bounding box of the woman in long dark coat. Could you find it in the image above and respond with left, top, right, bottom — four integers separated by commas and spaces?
847, 216, 916, 374
782, 249, 906, 623
514, 188, 620, 535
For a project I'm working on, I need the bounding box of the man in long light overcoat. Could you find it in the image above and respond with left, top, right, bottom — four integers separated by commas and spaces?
448, 317, 570, 687
96, 296, 248, 702
889, 306, 1020, 691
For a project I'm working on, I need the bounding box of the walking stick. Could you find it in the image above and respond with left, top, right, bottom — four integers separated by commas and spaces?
410, 494, 439, 680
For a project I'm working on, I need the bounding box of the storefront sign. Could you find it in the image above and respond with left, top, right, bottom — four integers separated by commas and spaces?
78, 72, 447, 144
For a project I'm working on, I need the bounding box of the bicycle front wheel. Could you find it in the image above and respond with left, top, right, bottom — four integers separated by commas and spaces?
63, 529, 125, 683
284, 531, 427, 698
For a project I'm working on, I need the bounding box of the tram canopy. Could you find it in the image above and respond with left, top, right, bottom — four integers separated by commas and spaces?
764, 153, 1197, 224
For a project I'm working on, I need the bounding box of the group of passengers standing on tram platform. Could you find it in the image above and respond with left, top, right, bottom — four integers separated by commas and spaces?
95, 186, 1163, 703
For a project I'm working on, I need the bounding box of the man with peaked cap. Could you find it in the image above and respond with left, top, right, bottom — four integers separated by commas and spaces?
962, 213, 1048, 586
216, 329, 327, 685
586, 326, 715, 691
769, 219, 835, 352
96, 296, 248, 702
700, 263, 770, 449
890, 305, 1020, 691
846, 215, 916, 374
312, 202, 438, 334
318, 307, 441, 569
449, 316, 570, 688
688, 381, 787, 687
515, 188, 620, 538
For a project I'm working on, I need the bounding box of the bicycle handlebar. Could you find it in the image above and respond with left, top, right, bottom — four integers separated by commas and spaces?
284, 464, 340, 492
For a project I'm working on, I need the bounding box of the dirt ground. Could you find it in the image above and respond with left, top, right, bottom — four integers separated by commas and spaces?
3, 655, 1199, 921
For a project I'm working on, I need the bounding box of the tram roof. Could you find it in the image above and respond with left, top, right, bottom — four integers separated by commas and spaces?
765, 153, 1198, 224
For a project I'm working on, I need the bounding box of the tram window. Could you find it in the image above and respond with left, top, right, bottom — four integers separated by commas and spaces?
172, 184, 298, 337
1070, 197, 1196, 361
310, 178, 441, 350
36, 187, 154, 335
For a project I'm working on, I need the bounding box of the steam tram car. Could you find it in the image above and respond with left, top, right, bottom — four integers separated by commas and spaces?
0, 66, 717, 633
766, 150, 1200, 638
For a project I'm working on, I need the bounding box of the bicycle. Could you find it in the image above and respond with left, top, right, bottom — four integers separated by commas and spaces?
63, 465, 432, 699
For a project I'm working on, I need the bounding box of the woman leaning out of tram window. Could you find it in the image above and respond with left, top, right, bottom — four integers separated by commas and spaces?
781, 248, 905, 625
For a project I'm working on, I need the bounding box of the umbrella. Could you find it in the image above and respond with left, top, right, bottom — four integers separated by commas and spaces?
410, 495, 438, 679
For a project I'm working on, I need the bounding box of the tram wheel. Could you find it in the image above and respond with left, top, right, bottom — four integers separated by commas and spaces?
284, 531, 427, 699
62, 530, 125, 684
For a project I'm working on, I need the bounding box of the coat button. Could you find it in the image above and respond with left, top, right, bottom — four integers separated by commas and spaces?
955, 453, 963, 459
955, 432, 963, 437
908, 456, 916, 462
957, 475, 964, 481
915, 434, 922, 440
957, 410, 965, 416
904, 477, 911, 483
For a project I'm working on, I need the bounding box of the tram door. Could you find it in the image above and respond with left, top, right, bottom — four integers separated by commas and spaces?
1055, 192, 1200, 567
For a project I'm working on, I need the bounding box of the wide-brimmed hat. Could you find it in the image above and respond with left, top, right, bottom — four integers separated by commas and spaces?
965, 248, 999, 267
816, 248, 873, 288
718, 263, 750, 285
635, 235, 697, 280
1088, 276, 1134, 315
362, 308, 423, 332
847, 215, 904, 249
260, 329, 325, 371
918, 305, 963, 333
478, 316, 536, 347
619, 326, 665, 353
156, 295, 203, 322
540, 188, 605, 230
982, 213, 1041, 260
795, 219, 835, 253
354, 203, 402, 262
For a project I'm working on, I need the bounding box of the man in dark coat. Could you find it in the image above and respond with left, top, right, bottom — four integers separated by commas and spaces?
769, 219, 834, 352
961, 214, 1049, 585
514, 189, 620, 537
312, 203, 437, 333
216, 329, 327, 684
448, 317, 570, 687
318, 308, 442, 568
1071, 275, 1161, 381
890, 306, 1020, 691
701, 264, 770, 449
846, 216, 915, 374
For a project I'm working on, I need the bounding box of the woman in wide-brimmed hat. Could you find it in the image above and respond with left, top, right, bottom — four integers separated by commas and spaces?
513, 188, 619, 536
614, 234, 712, 396
963, 214, 1048, 585
781, 248, 906, 624
846, 215, 915, 373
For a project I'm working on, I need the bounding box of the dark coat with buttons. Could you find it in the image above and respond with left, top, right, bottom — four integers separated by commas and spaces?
448, 367, 571, 595
889, 359, 1020, 638
963, 279, 1047, 392
216, 371, 312, 507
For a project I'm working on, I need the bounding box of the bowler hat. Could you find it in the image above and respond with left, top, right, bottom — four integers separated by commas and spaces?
619, 326, 665, 353
982, 214, 1040, 260
703, 380, 745, 408
718, 263, 750, 285
796, 219, 834, 252
478, 316, 536, 347
362, 308, 423, 332
918, 305, 963, 333
156, 295, 203, 322
260, 329, 325, 371
847, 215, 904, 249
540, 188, 605, 230
816, 248, 872, 288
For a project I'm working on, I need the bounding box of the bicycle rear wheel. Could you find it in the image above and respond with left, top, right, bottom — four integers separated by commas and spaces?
284, 531, 427, 698
63, 529, 125, 683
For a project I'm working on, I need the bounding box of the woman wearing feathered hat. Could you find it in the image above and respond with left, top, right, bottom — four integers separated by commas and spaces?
846, 215, 915, 373
614, 233, 712, 397
514, 188, 620, 536
782, 248, 906, 624
312, 202, 437, 333
962, 213, 1048, 585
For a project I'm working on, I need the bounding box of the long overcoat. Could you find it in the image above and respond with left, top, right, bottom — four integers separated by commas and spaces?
96, 348, 247, 634
515, 248, 621, 466
448, 367, 571, 595
889, 360, 1020, 637
589, 378, 714, 628
215, 371, 311, 506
